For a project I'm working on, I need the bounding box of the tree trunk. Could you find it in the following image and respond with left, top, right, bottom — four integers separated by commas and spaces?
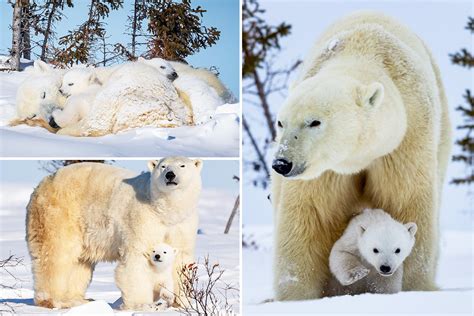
131, 0, 139, 57
10, 0, 23, 70
243, 115, 271, 178
41, 0, 60, 61
224, 195, 240, 234
21, 0, 31, 60
252, 69, 277, 141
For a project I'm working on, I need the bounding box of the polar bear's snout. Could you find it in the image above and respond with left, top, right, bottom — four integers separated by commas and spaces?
272, 159, 293, 176
165, 171, 177, 185
379, 264, 392, 275
154, 254, 162, 262
168, 71, 178, 81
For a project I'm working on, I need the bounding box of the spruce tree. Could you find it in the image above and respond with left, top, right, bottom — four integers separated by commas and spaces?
451, 17, 474, 185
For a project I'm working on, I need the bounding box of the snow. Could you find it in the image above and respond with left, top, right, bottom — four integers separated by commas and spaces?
0, 180, 240, 315
0, 71, 240, 157
243, 226, 473, 315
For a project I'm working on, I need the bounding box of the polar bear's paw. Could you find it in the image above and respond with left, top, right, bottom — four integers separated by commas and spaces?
340, 266, 369, 286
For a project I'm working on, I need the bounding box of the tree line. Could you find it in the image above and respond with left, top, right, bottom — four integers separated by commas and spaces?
8, 0, 220, 70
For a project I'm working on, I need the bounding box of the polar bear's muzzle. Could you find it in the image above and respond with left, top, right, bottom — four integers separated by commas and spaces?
167, 72, 178, 81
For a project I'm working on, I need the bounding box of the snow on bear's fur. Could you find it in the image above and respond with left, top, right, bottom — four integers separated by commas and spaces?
15, 60, 66, 120
272, 11, 451, 301
56, 62, 192, 136
326, 208, 417, 296
26, 157, 202, 310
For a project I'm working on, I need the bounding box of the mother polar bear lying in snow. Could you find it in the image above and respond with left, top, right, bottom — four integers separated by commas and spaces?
26, 157, 203, 310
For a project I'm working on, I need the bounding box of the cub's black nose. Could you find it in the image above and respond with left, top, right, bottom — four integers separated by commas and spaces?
49, 117, 60, 129
380, 265, 391, 273
165, 171, 176, 181
169, 72, 178, 81
272, 159, 293, 176
155, 254, 161, 260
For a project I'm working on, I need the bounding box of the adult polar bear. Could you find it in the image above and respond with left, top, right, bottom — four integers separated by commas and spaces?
26, 157, 202, 309
271, 11, 451, 300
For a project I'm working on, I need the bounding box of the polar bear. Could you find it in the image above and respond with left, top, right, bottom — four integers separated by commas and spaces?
15, 60, 66, 120
49, 68, 103, 128
26, 157, 202, 309
326, 208, 417, 296
271, 11, 451, 301
116, 243, 177, 311
56, 62, 192, 136
140, 58, 227, 124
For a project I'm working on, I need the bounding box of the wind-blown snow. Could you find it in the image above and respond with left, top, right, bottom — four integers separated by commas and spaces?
0, 182, 240, 315
0, 71, 239, 157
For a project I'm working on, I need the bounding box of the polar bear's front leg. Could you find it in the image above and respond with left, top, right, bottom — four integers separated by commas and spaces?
329, 243, 369, 286
115, 255, 155, 310
52, 102, 81, 128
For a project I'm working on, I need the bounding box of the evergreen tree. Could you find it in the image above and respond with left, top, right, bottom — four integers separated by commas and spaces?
451, 17, 474, 185
54, 0, 123, 66
145, 0, 220, 61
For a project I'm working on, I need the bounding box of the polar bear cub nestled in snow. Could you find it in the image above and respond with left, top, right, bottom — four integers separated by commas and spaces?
327, 208, 417, 296
50, 68, 102, 128
149, 243, 177, 307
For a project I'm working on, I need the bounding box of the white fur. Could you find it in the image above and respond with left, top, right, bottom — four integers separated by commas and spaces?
149, 243, 176, 306
16, 60, 66, 120
327, 208, 417, 296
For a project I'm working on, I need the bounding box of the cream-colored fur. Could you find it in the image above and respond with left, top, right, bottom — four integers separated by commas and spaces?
272, 11, 451, 301
26, 158, 203, 309
170, 61, 233, 102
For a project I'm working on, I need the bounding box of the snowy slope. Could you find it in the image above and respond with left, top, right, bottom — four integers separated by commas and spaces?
0, 182, 240, 315
0, 71, 240, 157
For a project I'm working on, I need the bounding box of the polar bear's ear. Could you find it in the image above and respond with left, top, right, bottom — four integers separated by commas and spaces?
137, 56, 146, 63
358, 82, 384, 108
34, 60, 51, 73
89, 73, 102, 85
194, 159, 203, 171
148, 160, 159, 171
405, 222, 417, 238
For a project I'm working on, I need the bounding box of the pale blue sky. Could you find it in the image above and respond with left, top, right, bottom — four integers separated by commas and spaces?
0, 0, 240, 99
0, 160, 239, 192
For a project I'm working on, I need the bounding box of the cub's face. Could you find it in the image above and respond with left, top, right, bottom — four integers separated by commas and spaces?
273, 76, 384, 180
148, 157, 203, 193
358, 222, 417, 276
150, 243, 176, 270
139, 57, 178, 81
17, 75, 63, 119
60, 69, 99, 97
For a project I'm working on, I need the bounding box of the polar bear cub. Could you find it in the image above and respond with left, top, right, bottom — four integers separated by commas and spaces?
51, 68, 102, 128
149, 243, 177, 307
327, 208, 417, 296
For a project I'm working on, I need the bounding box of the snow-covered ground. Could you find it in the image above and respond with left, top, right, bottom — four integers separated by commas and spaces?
0, 71, 240, 157
242, 226, 473, 315
0, 179, 240, 315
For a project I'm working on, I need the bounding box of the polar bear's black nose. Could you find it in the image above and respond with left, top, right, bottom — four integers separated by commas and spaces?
380, 265, 391, 273
165, 171, 176, 181
168, 72, 178, 81
272, 159, 292, 176
155, 254, 161, 261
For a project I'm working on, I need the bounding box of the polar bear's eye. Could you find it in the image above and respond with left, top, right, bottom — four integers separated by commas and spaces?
153, 250, 155, 253
164, 251, 167, 254
161, 165, 166, 169
395, 248, 400, 254
373, 248, 379, 253
309, 120, 321, 127
180, 165, 185, 168
41, 92, 46, 99
277, 121, 283, 128
160, 66, 165, 69
68, 83, 74, 86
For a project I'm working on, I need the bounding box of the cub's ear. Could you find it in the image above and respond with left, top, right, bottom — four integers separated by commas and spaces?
194, 159, 203, 171
357, 82, 384, 108
405, 222, 417, 238
34, 60, 51, 73
89, 73, 102, 85
137, 56, 146, 62
148, 160, 159, 171
358, 225, 366, 236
